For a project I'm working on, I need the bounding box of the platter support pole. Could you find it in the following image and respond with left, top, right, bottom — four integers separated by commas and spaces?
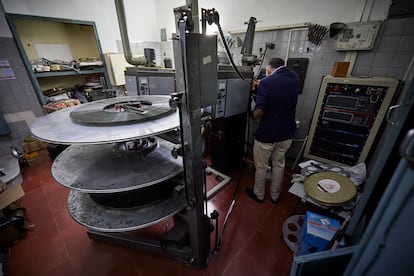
172, 12, 218, 269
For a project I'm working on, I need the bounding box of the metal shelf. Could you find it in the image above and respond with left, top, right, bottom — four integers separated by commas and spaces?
5, 13, 109, 106
34, 68, 105, 78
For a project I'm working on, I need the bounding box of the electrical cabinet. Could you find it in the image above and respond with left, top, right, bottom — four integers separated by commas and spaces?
124, 67, 175, 96
304, 75, 399, 166
210, 69, 253, 172
6, 14, 109, 105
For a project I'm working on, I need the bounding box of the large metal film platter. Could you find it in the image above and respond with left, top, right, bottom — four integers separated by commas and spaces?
51, 139, 183, 193
68, 188, 187, 232
31, 95, 180, 145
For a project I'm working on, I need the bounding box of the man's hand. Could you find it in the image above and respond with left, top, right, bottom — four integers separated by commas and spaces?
253, 108, 264, 121
251, 79, 260, 91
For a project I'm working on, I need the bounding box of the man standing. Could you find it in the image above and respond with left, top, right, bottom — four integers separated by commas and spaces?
246, 57, 299, 203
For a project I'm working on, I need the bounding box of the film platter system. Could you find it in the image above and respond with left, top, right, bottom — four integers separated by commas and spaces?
31, 95, 186, 227
31, 95, 185, 227
28, 1, 261, 268
30, 93, 216, 268
30, 3, 224, 267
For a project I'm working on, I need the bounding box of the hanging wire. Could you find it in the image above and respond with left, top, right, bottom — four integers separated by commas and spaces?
204, 9, 247, 81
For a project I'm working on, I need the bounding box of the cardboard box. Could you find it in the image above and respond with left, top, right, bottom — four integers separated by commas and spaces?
331, 62, 350, 77
24, 147, 51, 167
299, 211, 341, 255
43, 99, 81, 114
22, 136, 48, 153
0, 184, 25, 210
24, 149, 49, 160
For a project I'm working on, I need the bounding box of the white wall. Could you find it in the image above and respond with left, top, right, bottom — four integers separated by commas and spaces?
202, 0, 364, 32
154, 0, 184, 36
1, 0, 159, 52
2, 0, 392, 52
155, 0, 392, 36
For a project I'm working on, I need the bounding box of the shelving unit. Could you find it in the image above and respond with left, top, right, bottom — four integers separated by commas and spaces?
34, 68, 106, 78
6, 13, 109, 105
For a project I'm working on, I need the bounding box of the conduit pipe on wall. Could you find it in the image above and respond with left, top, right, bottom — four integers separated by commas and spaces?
114, 0, 146, 66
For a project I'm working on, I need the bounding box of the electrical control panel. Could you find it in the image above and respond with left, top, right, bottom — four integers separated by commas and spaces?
214, 80, 227, 118
211, 69, 253, 119
304, 75, 399, 166
138, 77, 149, 95
125, 67, 175, 96
336, 21, 381, 51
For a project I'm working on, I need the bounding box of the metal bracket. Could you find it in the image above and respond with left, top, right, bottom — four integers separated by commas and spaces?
386, 104, 404, 126
174, 5, 194, 34
400, 129, 414, 168
205, 166, 231, 200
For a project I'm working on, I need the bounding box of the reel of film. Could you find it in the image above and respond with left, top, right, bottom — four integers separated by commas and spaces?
304, 172, 357, 207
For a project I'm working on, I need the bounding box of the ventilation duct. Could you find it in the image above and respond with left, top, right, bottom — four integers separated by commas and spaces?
114, 0, 146, 66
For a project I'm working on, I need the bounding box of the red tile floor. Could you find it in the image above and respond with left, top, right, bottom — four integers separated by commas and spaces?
4, 160, 304, 276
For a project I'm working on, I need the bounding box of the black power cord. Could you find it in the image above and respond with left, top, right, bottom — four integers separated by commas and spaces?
203, 9, 247, 81
216, 158, 246, 251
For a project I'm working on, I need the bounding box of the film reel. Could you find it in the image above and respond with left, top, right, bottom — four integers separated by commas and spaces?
304, 172, 357, 206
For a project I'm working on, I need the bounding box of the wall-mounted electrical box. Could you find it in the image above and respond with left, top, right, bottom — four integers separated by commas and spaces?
335, 21, 381, 51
